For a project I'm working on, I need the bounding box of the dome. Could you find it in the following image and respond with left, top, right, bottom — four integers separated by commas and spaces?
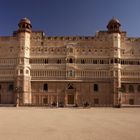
19, 17, 31, 25
18, 17, 32, 33
107, 18, 121, 27
107, 17, 121, 33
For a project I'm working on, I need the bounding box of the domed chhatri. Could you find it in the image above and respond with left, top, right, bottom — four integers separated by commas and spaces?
18, 17, 32, 33
19, 17, 31, 24
107, 18, 121, 33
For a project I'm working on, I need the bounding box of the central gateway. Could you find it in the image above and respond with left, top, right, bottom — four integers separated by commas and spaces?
66, 83, 76, 106
68, 94, 75, 104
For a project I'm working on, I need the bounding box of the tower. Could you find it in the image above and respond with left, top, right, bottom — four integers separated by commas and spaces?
107, 18, 121, 106
15, 18, 32, 105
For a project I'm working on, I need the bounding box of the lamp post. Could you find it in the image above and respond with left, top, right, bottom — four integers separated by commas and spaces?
15, 86, 22, 107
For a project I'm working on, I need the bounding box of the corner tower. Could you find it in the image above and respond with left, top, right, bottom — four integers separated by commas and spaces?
15, 18, 32, 105
107, 18, 121, 107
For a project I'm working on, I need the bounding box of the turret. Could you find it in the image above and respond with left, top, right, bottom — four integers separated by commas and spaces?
107, 18, 121, 33
18, 18, 32, 33
107, 18, 122, 107
15, 17, 32, 106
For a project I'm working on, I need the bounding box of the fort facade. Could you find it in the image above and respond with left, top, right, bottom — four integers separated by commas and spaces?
0, 18, 140, 107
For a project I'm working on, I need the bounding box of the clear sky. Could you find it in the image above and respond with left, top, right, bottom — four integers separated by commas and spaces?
0, 0, 140, 37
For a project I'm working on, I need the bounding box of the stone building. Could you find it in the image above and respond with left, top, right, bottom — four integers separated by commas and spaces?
0, 17, 140, 106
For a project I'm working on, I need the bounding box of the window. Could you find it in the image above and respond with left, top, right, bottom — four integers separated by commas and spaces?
128, 85, 134, 93
44, 59, 48, 64
69, 48, 73, 53
110, 59, 113, 64
94, 84, 98, 92
129, 99, 134, 105
26, 70, 29, 74
114, 58, 118, 63
121, 85, 126, 92
43, 84, 48, 92
69, 70, 73, 76
81, 59, 85, 64
137, 85, 140, 92
94, 98, 99, 104
57, 59, 61, 64
20, 69, 23, 74
69, 58, 73, 63
8, 84, 14, 92
43, 97, 48, 104
93, 60, 97, 64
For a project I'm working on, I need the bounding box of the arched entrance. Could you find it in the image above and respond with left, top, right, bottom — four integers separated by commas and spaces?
66, 83, 75, 106
68, 94, 75, 104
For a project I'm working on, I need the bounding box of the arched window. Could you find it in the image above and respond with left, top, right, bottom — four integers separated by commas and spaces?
137, 85, 140, 92
69, 48, 73, 53
8, 84, 14, 92
69, 58, 73, 63
94, 84, 98, 92
81, 59, 85, 64
57, 59, 61, 64
121, 85, 126, 92
44, 59, 48, 64
26, 69, 29, 74
43, 84, 48, 92
69, 70, 73, 76
129, 85, 134, 93
93, 60, 97, 64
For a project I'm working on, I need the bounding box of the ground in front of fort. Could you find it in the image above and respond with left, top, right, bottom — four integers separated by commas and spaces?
0, 107, 140, 140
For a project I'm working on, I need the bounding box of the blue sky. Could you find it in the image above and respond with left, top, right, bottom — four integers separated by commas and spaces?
0, 0, 140, 36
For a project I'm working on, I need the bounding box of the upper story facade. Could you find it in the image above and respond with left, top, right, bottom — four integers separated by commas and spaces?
0, 18, 140, 81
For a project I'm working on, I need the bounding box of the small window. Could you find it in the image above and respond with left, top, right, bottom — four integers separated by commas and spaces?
43, 84, 48, 92
93, 60, 97, 64
137, 85, 140, 92
69, 48, 73, 53
69, 58, 73, 63
8, 84, 14, 92
81, 59, 85, 64
110, 59, 113, 64
114, 58, 118, 63
94, 98, 99, 104
43, 97, 48, 104
20, 69, 23, 74
94, 84, 98, 92
57, 59, 61, 64
44, 59, 48, 64
26, 70, 29, 74
121, 85, 126, 92
129, 99, 134, 105
69, 70, 73, 76
129, 85, 134, 93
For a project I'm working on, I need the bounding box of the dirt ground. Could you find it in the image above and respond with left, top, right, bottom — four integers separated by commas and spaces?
0, 107, 140, 140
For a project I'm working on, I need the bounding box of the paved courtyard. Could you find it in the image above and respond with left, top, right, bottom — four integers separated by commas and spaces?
0, 107, 140, 140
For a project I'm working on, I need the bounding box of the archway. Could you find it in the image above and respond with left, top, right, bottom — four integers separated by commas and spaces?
67, 94, 74, 104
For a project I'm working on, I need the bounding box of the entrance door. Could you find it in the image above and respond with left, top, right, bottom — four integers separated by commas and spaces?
43, 97, 48, 105
129, 99, 134, 105
68, 94, 74, 104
